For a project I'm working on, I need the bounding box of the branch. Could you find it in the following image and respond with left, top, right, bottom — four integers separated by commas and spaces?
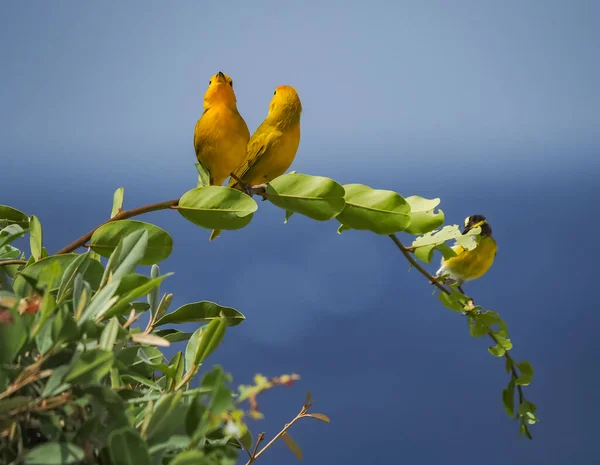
246, 403, 310, 465
56, 199, 179, 255
388, 234, 526, 406
389, 234, 449, 294
0, 260, 26, 267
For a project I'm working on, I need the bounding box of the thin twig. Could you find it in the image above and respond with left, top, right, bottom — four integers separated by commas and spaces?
0, 260, 26, 267
246, 432, 265, 462
246, 404, 309, 464
389, 234, 448, 293
0, 369, 53, 401
388, 234, 526, 405
56, 198, 180, 255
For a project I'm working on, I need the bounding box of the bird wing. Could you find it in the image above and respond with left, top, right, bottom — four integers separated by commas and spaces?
193, 109, 210, 156
228, 121, 275, 187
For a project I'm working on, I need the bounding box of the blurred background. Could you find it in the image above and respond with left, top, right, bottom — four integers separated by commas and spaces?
1, 1, 599, 463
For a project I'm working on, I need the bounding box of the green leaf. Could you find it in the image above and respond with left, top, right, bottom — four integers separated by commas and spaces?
200, 366, 233, 417
193, 317, 227, 365
186, 392, 209, 438
13, 254, 103, 296
101, 273, 172, 320
414, 244, 436, 264
91, 220, 173, 266
468, 316, 491, 337
411, 224, 480, 251
120, 374, 161, 390
0, 395, 32, 414
515, 361, 534, 386
153, 293, 173, 323
108, 427, 152, 465
336, 184, 411, 234
78, 278, 121, 324
99, 317, 121, 350
488, 344, 506, 357
518, 401, 538, 424
438, 290, 467, 313
178, 186, 258, 230
64, 348, 114, 384
0, 243, 21, 260
24, 442, 85, 465
0, 307, 27, 363
155, 329, 194, 343
148, 436, 192, 462
148, 264, 160, 316
31, 289, 57, 338
29, 215, 43, 261
404, 196, 445, 235
337, 224, 351, 234
155, 301, 245, 327
0, 224, 26, 249
56, 252, 91, 304
265, 173, 346, 221
169, 451, 207, 465
111, 187, 125, 218
414, 242, 457, 264
42, 366, 70, 398
185, 326, 204, 374
281, 432, 303, 461
35, 315, 54, 354
96, 228, 149, 281
164, 351, 184, 390
37, 259, 63, 291
144, 391, 186, 445
115, 274, 150, 296
502, 380, 515, 417
195, 161, 211, 188
0, 205, 29, 229
115, 345, 163, 377
52, 306, 80, 345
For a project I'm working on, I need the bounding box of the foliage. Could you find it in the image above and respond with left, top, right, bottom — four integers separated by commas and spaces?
0, 162, 537, 464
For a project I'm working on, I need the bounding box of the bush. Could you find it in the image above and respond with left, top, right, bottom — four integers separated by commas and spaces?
0, 165, 536, 464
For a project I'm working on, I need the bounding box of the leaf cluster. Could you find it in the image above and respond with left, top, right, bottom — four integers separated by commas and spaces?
0, 205, 316, 465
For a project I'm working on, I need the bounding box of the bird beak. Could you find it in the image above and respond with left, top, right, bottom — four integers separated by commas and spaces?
217, 71, 225, 78
461, 226, 470, 235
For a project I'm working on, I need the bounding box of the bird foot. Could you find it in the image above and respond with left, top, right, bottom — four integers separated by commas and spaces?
239, 181, 254, 197
250, 184, 268, 200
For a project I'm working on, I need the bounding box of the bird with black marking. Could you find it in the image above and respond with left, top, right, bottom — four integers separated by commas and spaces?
436, 215, 497, 294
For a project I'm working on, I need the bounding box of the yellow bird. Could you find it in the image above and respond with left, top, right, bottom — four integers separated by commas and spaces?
210, 85, 302, 241
436, 215, 497, 293
194, 71, 250, 186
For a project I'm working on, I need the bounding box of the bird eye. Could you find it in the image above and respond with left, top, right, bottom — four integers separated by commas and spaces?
229, 80, 233, 87
209, 80, 212, 85
273, 90, 277, 95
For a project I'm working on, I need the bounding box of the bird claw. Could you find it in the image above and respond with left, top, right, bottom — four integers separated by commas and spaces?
250, 184, 268, 200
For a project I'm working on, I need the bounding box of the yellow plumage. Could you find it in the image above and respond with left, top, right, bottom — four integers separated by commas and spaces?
194, 71, 250, 186
229, 85, 302, 188
210, 85, 302, 241
436, 215, 497, 292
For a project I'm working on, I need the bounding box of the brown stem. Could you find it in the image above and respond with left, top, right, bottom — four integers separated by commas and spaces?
388, 234, 526, 406
246, 405, 309, 464
0, 260, 26, 267
389, 234, 449, 293
56, 199, 179, 255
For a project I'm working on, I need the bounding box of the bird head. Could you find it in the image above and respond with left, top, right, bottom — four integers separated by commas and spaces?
203, 71, 237, 108
268, 86, 302, 125
462, 215, 492, 236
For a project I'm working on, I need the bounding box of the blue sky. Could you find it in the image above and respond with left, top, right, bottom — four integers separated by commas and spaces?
1, 1, 599, 464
